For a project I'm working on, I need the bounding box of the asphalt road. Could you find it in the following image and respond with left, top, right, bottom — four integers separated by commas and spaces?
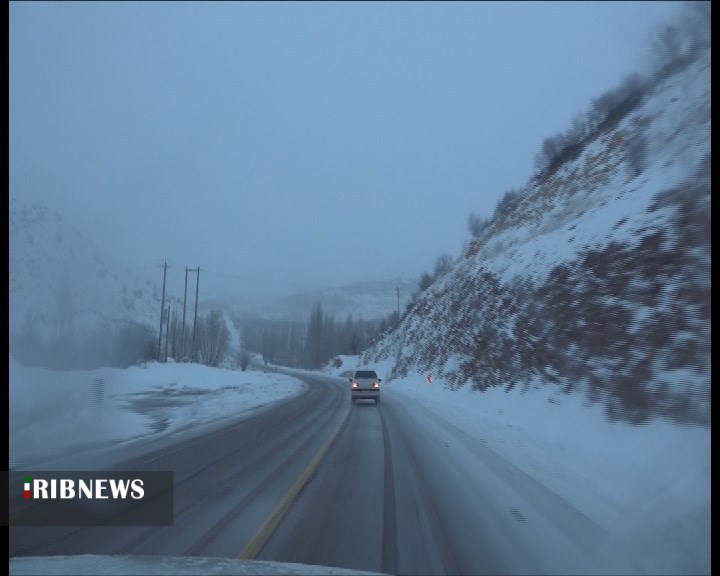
10, 371, 609, 575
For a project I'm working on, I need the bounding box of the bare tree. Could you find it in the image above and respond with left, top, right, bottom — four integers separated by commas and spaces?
237, 348, 251, 371
494, 188, 523, 221
56, 270, 75, 342
306, 302, 324, 368
418, 271, 434, 292
195, 310, 230, 367
467, 211, 490, 238
433, 253, 454, 280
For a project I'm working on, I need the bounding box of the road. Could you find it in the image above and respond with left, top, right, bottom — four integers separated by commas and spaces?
10, 371, 608, 575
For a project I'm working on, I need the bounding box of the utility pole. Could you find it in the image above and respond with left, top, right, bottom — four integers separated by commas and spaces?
157, 259, 168, 361
164, 305, 171, 361
182, 268, 189, 360
190, 267, 200, 361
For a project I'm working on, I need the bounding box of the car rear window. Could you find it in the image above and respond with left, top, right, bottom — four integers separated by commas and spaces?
354, 370, 378, 378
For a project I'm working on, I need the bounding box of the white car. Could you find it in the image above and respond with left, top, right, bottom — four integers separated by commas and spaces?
349, 369, 381, 405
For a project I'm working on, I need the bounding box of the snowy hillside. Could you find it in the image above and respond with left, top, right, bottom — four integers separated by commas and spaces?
9, 196, 165, 337
363, 46, 710, 425
8, 197, 180, 369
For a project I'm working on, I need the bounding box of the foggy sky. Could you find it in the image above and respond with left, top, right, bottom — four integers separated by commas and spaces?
9, 1, 682, 301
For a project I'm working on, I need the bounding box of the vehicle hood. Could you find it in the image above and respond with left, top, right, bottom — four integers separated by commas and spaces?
9, 554, 387, 575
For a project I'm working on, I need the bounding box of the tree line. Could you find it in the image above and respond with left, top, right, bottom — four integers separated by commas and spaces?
236, 303, 399, 369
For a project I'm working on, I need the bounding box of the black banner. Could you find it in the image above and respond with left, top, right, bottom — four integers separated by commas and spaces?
7, 471, 174, 526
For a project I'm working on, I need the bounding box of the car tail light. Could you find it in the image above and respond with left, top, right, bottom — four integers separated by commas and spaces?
373, 382, 379, 389
352, 382, 359, 388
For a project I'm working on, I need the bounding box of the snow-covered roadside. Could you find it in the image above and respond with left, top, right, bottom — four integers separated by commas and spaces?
325, 355, 710, 575
9, 351, 710, 573
9, 356, 305, 470
9, 555, 384, 575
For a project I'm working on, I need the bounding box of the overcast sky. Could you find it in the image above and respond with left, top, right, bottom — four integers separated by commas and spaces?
9, 1, 683, 301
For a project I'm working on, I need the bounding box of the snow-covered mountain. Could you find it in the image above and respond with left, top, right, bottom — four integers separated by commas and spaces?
363, 43, 710, 425
9, 197, 165, 340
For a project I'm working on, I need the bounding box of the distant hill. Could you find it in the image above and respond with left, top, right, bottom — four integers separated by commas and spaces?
223, 278, 419, 322
8, 197, 179, 367
9, 196, 165, 337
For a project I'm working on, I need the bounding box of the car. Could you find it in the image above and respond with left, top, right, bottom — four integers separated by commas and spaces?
349, 368, 381, 405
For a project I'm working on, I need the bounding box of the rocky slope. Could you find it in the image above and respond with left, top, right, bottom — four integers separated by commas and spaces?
362, 46, 710, 425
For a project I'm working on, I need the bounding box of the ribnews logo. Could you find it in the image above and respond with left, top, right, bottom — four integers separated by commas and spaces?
23, 475, 145, 500
8, 471, 173, 526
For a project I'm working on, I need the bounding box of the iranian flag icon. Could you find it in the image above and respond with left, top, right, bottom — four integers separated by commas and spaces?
24, 476, 31, 499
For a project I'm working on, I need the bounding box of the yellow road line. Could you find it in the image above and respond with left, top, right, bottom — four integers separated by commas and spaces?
238, 405, 351, 559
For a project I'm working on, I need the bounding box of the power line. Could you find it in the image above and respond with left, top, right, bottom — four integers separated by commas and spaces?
122, 264, 318, 290
201, 269, 319, 289
64, 258, 366, 292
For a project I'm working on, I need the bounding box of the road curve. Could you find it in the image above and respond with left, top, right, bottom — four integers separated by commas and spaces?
9, 372, 348, 560
11, 370, 610, 575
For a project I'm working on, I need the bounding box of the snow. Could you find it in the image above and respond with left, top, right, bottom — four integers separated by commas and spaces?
326, 357, 710, 575
8, 196, 162, 339
9, 353, 709, 575
452, 49, 710, 291
9, 555, 384, 575
9, 356, 304, 470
